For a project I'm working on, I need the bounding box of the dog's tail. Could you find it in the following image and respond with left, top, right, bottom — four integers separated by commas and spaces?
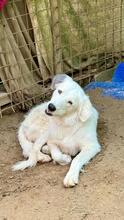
18, 124, 33, 158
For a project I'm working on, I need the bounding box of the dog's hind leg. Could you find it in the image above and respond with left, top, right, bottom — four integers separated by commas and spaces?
48, 143, 72, 165
18, 124, 33, 158
42, 145, 51, 155
12, 135, 51, 171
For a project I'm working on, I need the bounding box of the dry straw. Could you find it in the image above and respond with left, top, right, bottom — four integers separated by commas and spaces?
0, 0, 124, 116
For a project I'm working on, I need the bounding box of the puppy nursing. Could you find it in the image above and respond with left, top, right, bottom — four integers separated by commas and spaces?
12, 74, 101, 187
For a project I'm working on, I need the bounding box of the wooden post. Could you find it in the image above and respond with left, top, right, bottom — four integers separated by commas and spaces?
50, 0, 63, 74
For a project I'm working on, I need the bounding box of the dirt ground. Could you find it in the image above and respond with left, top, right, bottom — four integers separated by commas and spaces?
0, 89, 124, 220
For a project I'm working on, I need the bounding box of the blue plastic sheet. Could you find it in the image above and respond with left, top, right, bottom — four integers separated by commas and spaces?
84, 63, 124, 100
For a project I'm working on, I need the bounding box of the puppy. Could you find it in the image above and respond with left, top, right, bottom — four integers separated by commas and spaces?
12, 74, 101, 187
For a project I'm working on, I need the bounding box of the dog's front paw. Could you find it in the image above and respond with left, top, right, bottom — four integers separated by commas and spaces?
63, 171, 79, 187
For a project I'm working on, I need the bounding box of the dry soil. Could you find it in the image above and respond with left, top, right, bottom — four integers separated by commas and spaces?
0, 89, 124, 220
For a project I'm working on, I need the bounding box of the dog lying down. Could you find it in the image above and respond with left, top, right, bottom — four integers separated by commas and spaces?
12, 74, 101, 187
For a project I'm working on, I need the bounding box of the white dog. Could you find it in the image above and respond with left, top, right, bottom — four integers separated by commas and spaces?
12, 74, 101, 187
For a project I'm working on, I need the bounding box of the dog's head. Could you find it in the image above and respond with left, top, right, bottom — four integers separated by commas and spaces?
45, 74, 92, 122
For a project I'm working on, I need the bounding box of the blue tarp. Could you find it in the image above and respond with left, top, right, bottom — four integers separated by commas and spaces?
84, 63, 124, 100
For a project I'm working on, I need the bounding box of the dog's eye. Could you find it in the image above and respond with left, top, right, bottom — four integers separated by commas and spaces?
58, 90, 62, 94
68, 101, 73, 105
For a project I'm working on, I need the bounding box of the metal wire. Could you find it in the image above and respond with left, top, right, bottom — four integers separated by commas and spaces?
0, 0, 124, 116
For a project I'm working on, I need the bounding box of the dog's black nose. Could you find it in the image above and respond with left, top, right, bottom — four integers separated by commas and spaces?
48, 103, 56, 112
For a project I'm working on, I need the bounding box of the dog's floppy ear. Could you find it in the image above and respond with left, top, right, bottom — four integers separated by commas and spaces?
78, 96, 92, 122
51, 74, 71, 90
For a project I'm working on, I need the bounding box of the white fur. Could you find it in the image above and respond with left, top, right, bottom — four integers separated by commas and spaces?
12, 74, 101, 187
